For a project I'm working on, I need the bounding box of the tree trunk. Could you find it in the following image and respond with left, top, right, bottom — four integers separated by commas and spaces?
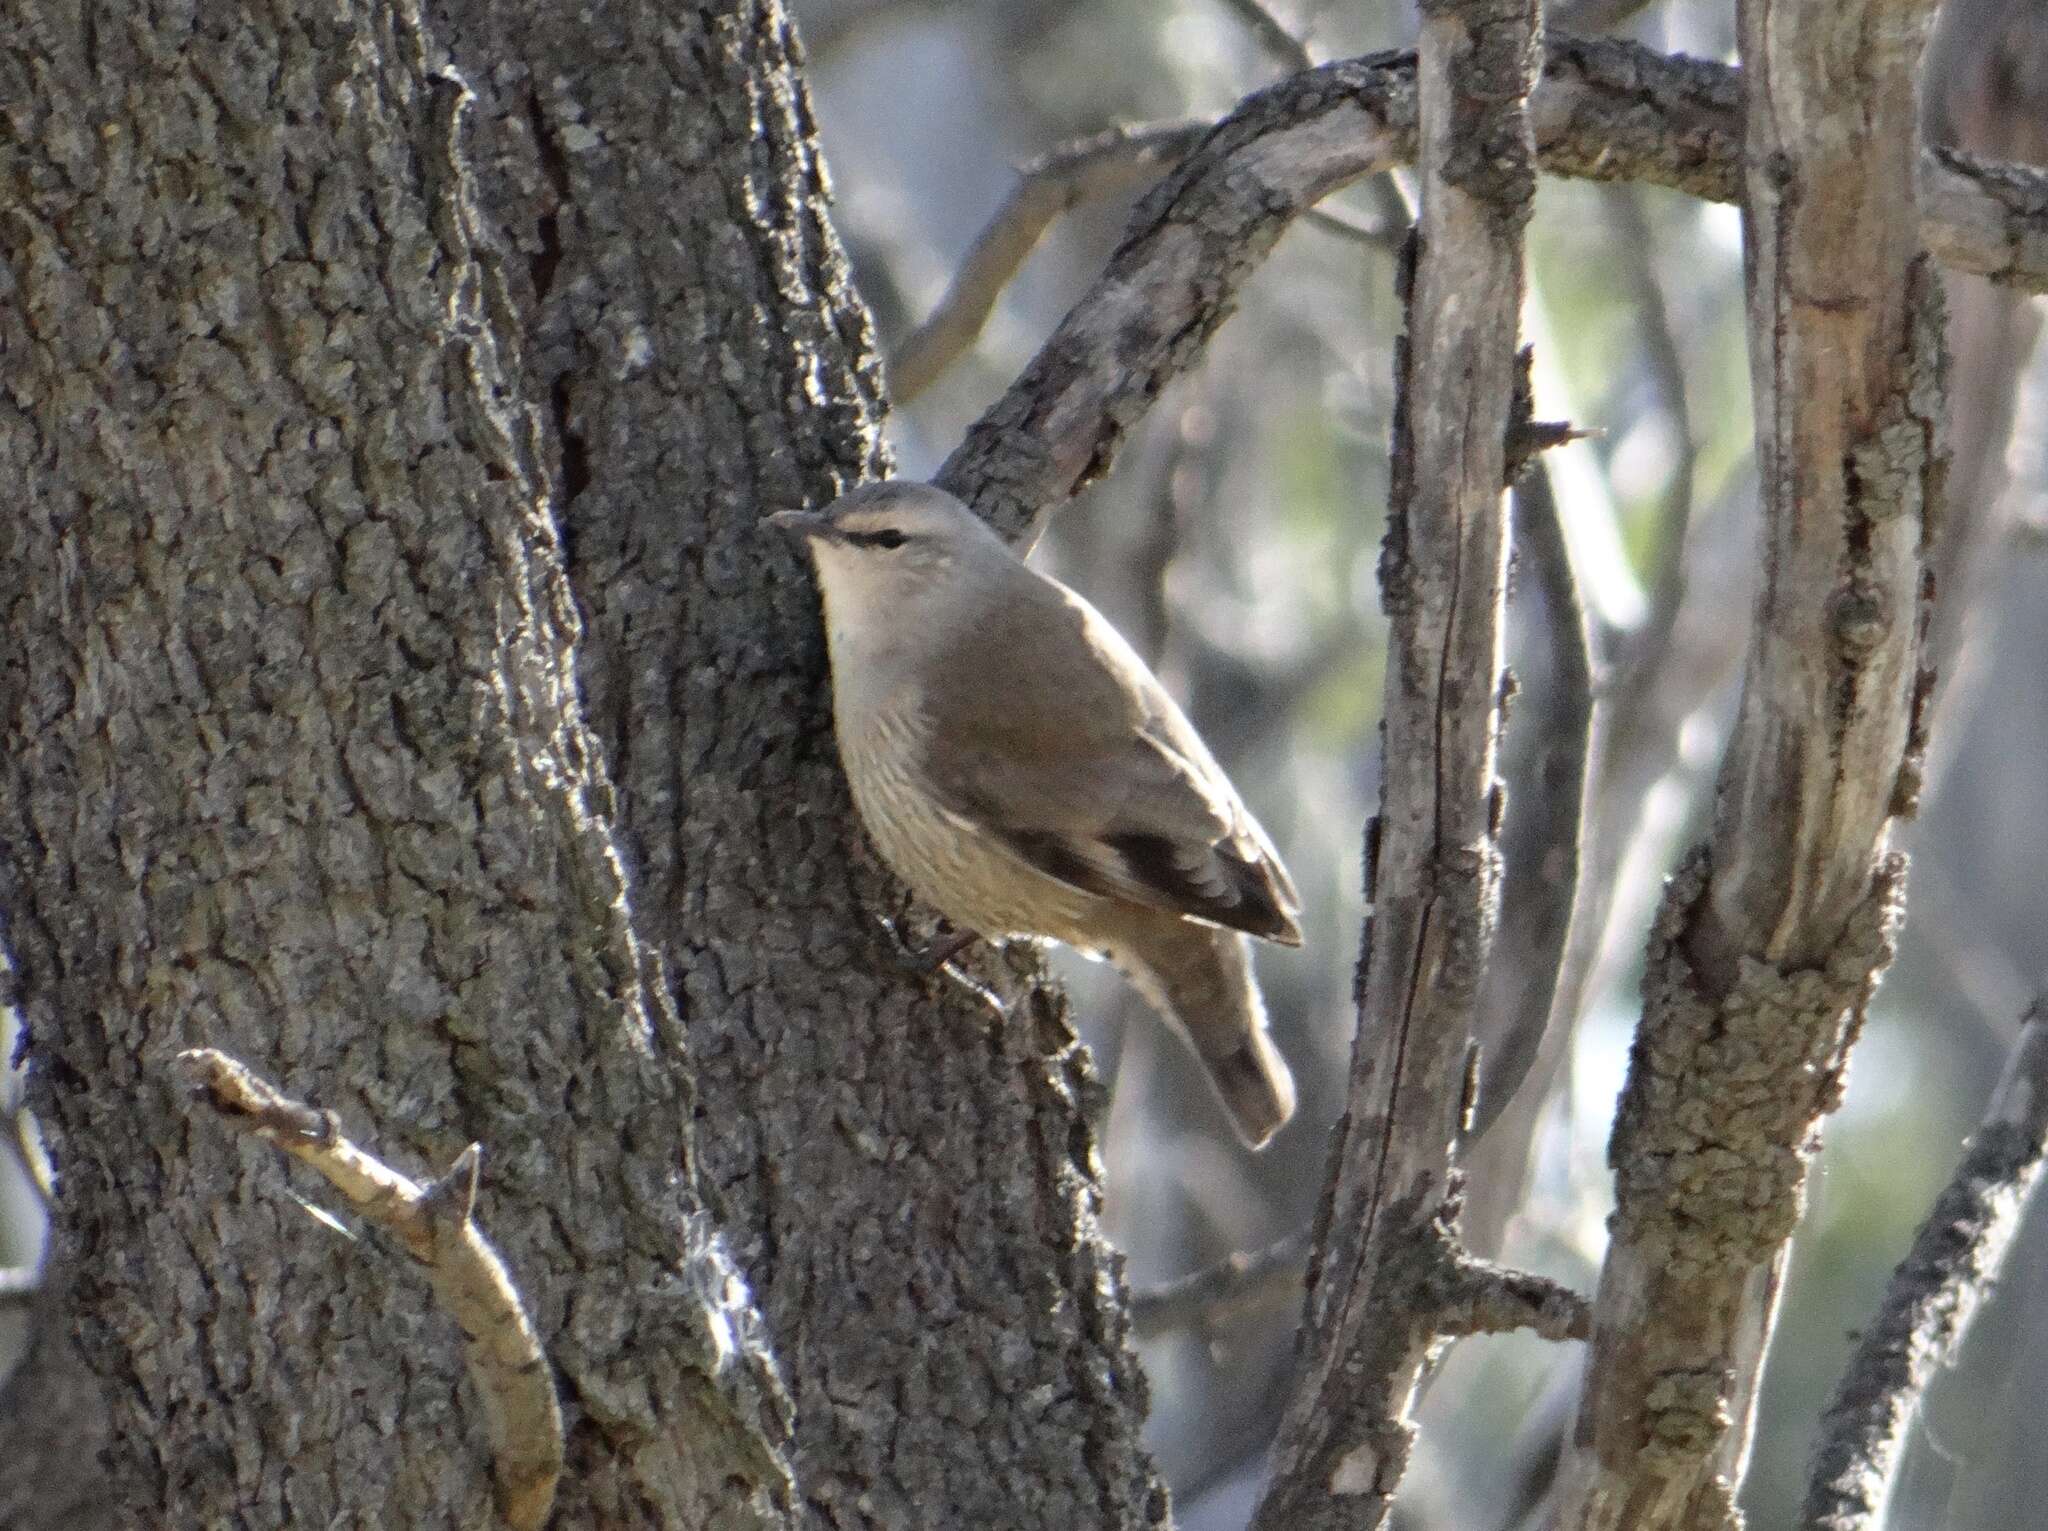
0, 0, 1162, 1525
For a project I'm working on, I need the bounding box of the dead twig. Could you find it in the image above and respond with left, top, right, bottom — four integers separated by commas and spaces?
1802, 1002, 2048, 1531
1438, 1250, 1592, 1343
1129, 1226, 1312, 1339
176, 1048, 563, 1531
1467, 457, 1597, 1147
1215, 0, 1315, 73
888, 122, 1209, 403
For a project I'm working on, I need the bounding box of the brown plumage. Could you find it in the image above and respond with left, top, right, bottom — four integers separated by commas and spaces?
773, 479, 1301, 1147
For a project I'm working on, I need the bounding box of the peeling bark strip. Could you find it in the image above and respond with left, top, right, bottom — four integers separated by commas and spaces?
1804, 1005, 2048, 1531
1249, 2, 1551, 1527
1551, 0, 1947, 1522
938, 35, 2044, 549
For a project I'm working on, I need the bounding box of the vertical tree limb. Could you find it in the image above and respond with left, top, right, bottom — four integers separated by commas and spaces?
1550, 0, 1946, 1521
1250, 0, 1546, 1524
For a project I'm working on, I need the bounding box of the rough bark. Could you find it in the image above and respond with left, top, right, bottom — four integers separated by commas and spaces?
423, 1, 1170, 1526
1550, 0, 1946, 1521
0, 0, 796, 1523
1249, 0, 1547, 1524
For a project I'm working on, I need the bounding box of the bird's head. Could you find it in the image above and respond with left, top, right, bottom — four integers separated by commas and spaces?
769, 480, 1009, 625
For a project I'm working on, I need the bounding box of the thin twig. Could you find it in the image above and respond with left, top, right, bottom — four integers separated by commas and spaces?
1216, 0, 1315, 72
176, 1048, 564, 1531
888, 121, 1210, 402
1802, 1002, 2048, 1531
1440, 1252, 1592, 1342
1602, 184, 1697, 632
1301, 204, 1404, 250
1129, 1226, 1312, 1339
1128, 1228, 1589, 1351
1463, 196, 1674, 1160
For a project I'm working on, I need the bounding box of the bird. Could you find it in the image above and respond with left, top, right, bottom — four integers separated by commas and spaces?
771, 479, 1302, 1147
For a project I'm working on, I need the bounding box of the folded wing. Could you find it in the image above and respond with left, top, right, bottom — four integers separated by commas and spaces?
917, 575, 1302, 946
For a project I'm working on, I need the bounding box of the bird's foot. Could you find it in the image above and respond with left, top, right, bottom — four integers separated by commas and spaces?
880, 917, 982, 981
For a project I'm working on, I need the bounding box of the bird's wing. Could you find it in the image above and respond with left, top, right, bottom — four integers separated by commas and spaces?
917, 577, 1302, 946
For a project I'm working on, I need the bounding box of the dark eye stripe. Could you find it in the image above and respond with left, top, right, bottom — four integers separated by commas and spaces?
845, 529, 908, 550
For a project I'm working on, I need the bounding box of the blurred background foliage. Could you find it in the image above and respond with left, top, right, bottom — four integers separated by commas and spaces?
3, 0, 2044, 1526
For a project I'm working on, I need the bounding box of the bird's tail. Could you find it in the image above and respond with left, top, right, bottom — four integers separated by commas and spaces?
1112, 917, 1296, 1149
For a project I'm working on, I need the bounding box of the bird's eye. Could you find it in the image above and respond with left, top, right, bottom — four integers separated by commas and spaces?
866, 529, 908, 550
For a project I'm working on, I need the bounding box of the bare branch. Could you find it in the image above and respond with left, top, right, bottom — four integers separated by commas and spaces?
1215, 0, 1316, 73
888, 121, 1210, 402
1129, 1226, 1312, 1340
1251, 0, 1543, 1522
1128, 1222, 1589, 1358
1921, 144, 2048, 289
937, 35, 2045, 545
1802, 1003, 2048, 1531
1552, 0, 1945, 1515
1300, 204, 1405, 250
1440, 1254, 1592, 1343
939, 35, 1741, 542
176, 1048, 564, 1531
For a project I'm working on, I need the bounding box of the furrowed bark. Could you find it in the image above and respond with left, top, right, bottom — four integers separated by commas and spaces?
0, 1, 796, 1522
1550, 0, 1946, 1521
428, 2, 1171, 1525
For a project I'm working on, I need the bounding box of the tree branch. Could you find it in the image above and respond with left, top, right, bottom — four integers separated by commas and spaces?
1439, 1252, 1593, 1343
1551, 0, 1946, 1516
1130, 1226, 1312, 1340
888, 121, 1210, 402
1802, 1003, 2048, 1531
176, 1049, 564, 1531
935, 35, 2043, 545
1251, 0, 1547, 1521
1469, 435, 1598, 1145
1921, 143, 2048, 289
1214, 0, 1315, 73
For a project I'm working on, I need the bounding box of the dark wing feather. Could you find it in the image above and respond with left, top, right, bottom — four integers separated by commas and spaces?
920, 570, 1303, 945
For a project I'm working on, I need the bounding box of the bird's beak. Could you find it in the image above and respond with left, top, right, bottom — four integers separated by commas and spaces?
767, 508, 836, 542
